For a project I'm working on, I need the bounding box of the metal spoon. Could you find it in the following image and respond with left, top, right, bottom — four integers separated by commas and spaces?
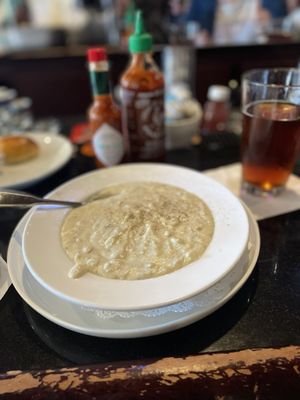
0, 189, 82, 209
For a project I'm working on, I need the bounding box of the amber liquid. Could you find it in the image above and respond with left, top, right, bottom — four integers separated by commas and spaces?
241, 101, 300, 192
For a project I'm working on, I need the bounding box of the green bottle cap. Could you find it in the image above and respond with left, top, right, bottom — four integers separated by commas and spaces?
129, 10, 153, 53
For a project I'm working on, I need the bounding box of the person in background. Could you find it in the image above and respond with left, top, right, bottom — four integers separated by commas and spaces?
168, 0, 191, 42
27, 0, 90, 30
186, 0, 214, 37
116, 0, 168, 43
186, 0, 299, 45
213, 0, 271, 44
0, 0, 30, 26
169, 0, 189, 25
262, 0, 299, 17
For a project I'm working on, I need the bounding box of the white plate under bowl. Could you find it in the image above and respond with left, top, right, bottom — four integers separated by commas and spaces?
0, 133, 73, 189
22, 164, 249, 311
0, 254, 11, 301
8, 205, 259, 338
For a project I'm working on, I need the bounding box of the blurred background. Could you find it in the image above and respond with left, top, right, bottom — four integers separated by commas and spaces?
1, 0, 300, 49
1, 0, 300, 138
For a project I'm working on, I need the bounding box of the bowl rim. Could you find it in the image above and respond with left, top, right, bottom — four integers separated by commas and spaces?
22, 163, 249, 311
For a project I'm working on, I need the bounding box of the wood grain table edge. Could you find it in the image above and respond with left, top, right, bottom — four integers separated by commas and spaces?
0, 345, 299, 399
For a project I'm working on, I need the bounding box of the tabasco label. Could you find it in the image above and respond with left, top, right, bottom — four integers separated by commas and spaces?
121, 88, 165, 161
92, 123, 124, 167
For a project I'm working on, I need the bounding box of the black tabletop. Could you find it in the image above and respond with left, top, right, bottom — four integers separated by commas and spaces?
0, 133, 299, 374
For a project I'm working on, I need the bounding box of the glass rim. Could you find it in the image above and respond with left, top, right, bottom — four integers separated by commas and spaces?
242, 68, 300, 89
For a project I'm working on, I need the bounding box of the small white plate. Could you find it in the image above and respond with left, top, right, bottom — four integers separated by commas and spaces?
22, 164, 249, 311
0, 133, 73, 189
8, 205, 259, 338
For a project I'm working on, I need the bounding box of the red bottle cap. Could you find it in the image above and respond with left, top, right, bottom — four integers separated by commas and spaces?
87, 48, 107, 62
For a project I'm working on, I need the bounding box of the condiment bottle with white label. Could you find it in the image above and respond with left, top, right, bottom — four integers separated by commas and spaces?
85, 47, 125, 168
120, 10, 165, 162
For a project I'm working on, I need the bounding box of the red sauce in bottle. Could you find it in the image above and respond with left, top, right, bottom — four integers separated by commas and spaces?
201, 85, 231, 135
120, 11, 165, 162
84, 48, 124, 168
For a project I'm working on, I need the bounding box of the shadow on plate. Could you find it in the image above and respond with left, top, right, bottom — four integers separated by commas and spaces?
23, 267, 259, 366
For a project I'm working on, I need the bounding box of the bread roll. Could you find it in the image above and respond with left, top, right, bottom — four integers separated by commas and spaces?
0, 135, 39, 164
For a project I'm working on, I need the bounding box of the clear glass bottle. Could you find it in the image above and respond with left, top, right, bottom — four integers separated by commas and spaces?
9, 97, 33, 132
0, 87, 17, 135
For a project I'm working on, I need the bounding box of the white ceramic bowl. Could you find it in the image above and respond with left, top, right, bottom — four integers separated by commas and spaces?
22, 163, 249, 311
165, 103, 202, 150
8, 204, 259, 338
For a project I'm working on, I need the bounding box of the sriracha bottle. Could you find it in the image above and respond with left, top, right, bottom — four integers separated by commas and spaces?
120, 11, 165, 162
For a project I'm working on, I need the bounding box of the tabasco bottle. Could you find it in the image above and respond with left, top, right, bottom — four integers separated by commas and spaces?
85, 47, 124, 167
120, 10, 165, 162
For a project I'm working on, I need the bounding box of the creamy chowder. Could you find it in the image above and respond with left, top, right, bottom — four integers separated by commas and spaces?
61, 182, 214, 280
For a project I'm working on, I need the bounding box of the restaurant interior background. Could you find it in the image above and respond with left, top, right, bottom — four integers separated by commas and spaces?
1, 2, 300, 397
1, 0, 300, 131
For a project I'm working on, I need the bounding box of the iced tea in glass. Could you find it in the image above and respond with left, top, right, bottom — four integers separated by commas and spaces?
241, 69, 300, 195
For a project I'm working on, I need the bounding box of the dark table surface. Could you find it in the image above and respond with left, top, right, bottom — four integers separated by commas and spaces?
0, 132, 300, 374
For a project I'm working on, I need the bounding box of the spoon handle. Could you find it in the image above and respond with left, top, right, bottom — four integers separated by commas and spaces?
0, 189, 81, 208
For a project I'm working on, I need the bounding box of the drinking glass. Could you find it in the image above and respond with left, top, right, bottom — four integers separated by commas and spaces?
241, 68, 300, 196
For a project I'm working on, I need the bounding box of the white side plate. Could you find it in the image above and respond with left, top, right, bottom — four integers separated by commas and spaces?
0, 133, 73, 189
